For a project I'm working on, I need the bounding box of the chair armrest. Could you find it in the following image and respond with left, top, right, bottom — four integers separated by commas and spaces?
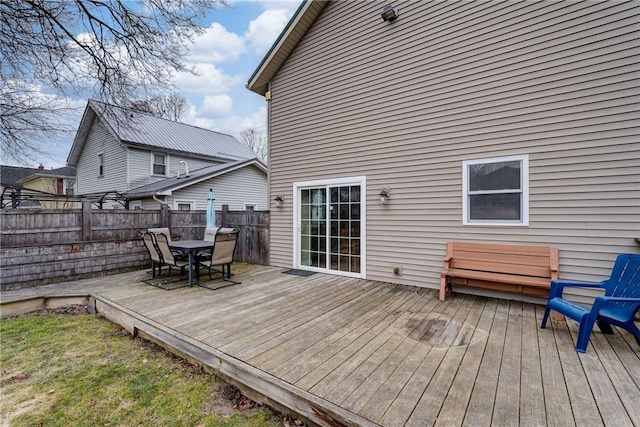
591, 296, 640, 317
549, 280, 606, 299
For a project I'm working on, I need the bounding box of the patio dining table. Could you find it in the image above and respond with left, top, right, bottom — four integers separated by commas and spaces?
169, 240, 214, 287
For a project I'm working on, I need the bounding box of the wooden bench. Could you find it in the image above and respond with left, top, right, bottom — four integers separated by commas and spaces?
439, 241, 559, 301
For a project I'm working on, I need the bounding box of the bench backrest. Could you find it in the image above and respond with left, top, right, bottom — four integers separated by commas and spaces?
447, 241, 559, 279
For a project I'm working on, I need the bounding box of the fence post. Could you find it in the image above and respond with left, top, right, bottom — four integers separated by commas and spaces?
161, 204, 169, 227
81, 199, 92, 241
221, 204, 229, 227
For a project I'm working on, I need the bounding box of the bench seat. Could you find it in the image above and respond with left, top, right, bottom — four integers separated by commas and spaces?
440, 242, 559, 301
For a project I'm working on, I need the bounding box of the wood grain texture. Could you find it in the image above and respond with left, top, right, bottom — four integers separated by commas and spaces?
2, 265, 639, 426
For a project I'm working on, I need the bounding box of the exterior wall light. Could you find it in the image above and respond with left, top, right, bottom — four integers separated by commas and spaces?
379, 187, 391, 205
273, 195, 284, 208
381, 5, 399, 22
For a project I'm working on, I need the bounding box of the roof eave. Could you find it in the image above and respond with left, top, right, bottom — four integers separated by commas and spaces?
66, 104, 95, 166
168, 159, 263, 192
127, 159, 266, 196
247, 0, 329, 95
67, 100, 123, 166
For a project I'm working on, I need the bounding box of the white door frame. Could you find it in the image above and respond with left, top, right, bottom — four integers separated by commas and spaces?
292, 176, 366, 278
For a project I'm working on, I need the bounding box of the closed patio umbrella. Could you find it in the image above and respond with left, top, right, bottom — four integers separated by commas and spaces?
206, 189, 216, 228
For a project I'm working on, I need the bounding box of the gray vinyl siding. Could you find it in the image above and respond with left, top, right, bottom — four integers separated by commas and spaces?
126, 147, 224, 190
267, 0, 640, 301
167, 165, 268, 211
76, 119, 128, 195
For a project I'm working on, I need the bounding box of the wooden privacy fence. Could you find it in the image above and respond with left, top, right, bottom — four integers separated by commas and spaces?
1, 202, 269, 290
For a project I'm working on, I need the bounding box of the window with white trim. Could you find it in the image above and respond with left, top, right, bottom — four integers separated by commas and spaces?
175, 201, 194, 211
98, 153, 104, 177
243, 203, 256, 212
462, 155, 529, 226
152, 153, 167, 176
65, 180, 75, 196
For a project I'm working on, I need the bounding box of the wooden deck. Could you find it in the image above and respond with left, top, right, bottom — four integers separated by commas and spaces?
2, 265, 639, 426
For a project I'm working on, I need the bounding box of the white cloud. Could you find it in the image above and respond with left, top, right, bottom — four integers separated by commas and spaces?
241, 105, 268, 130
245, 9, 290, 54
188, 23, 246, 63
202, 94, 234, 115
184, 104, 267, 137
256, 0, 301, 13
174, 63, 244, 96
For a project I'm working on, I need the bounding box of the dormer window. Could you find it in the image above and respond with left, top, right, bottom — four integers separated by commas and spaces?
152, 153, 167, 176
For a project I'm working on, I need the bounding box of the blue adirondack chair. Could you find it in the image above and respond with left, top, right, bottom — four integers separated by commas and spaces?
540, 253, 640, 353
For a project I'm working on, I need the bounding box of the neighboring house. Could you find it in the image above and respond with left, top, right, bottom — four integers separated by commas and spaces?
0, 165, 40, 208
0, 165, 75, 209
67, 100, 267, 210
19, 165, 77, 209
247, 1, 640, 301
127, 159, 268, 211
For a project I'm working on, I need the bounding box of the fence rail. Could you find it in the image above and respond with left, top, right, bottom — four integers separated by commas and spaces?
1, 203, 269, 290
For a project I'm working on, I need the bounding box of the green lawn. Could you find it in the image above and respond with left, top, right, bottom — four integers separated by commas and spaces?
0, 309, 282, 427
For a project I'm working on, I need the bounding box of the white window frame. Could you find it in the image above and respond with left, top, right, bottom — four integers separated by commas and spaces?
243, 203, 257, 211
462, 155, 529, 226
174, 200, 195, 211
293, 175, 367, 279
98, 152, 104, 177
151, 152, 168, 176
129, 200, 143, 210
64, 179, 75, 196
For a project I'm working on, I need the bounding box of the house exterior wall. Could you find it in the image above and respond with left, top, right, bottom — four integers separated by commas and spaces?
126, 147, 224, 190
76, 118, 128, 195
267, 0, 640, 301
167, 165, 268, 211
21, 177, 78, 209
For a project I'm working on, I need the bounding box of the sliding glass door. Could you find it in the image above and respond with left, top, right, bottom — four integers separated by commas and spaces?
296, 177, 365, 277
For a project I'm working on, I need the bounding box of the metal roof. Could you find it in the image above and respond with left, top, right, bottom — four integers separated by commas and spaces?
126, 158, 267, 197
68, 101, 257, 165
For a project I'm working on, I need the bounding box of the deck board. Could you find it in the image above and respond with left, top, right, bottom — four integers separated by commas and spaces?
2, 265, 639, 427
250, 283, 394, 371
492, 302, 523, 425
548, 305, 602, 426
462, 298, 509, 426
379, 295, 467, 427
406, 295, 484, 426
433, 298, 495, 427
223, 279, 370, 357
518, 303, 546, 426
537, 305, 577, 426
326, 293, 435, 407
302, 291, 425, 394
341, 290, 442, 414
279, 285, 417, 385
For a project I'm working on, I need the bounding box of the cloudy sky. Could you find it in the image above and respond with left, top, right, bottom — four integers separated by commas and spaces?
43, 0, 302, 168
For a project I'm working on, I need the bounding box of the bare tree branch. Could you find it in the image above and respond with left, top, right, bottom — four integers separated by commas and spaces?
128, 93, 188, 122
0, 0, 226, 164
238, 128, 268, 161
